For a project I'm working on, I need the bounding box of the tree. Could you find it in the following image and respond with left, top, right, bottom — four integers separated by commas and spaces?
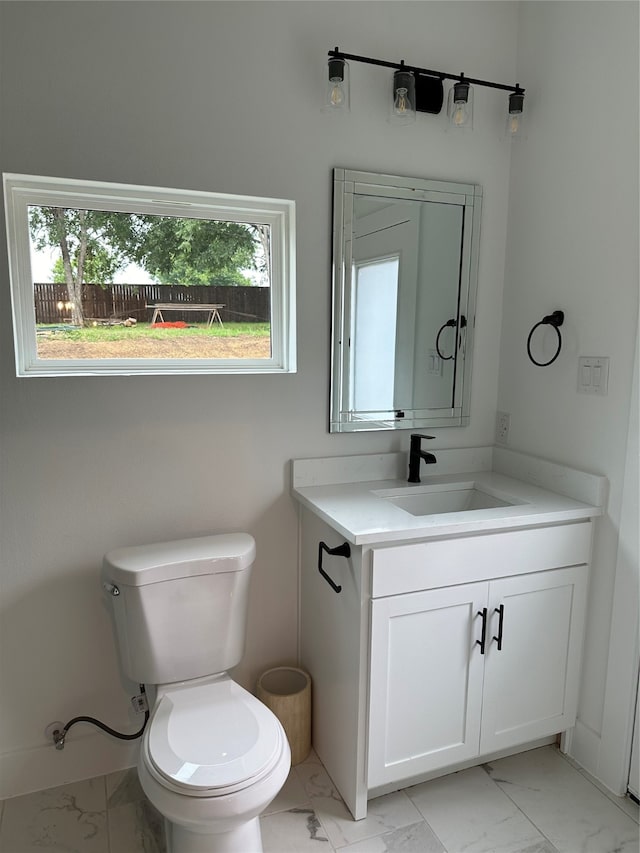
29, 207, 132, 326
51, 249, 124, 285
131, 216, 258, 286
29, 208, 269, 326
251, 224, 271, 288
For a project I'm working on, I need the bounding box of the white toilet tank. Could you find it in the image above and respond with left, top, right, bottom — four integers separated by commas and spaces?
103, 533, 256, 685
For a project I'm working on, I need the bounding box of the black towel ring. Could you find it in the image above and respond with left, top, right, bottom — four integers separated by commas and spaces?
435, 316, 466, 361
526, 310, 564, 367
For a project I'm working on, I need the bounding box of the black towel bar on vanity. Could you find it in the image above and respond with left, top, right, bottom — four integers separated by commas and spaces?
318, 541, 351, 593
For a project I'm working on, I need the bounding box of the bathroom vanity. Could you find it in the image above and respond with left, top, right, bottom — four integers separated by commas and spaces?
292, 448, 607, 820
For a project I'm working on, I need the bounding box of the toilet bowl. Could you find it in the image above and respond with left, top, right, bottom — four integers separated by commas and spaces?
103, 534, 292, 853
139, 676, 290, 852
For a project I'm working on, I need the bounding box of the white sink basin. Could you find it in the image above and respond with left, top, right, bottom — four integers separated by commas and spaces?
373, 483, 522, 517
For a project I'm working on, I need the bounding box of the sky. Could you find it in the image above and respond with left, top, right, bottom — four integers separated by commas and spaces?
29, 245, 153, 284
30, 244, 265, 287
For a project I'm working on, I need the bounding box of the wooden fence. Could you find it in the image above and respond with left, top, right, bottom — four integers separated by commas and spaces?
34, 283, 271, 325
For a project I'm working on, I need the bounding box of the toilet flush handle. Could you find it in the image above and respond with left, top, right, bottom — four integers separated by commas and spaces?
103, 581, 120, 596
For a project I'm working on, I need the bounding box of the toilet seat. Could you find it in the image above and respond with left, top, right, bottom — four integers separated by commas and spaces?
146, 677, 284, 797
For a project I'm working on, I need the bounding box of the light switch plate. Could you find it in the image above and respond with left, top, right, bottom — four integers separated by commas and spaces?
427, 349, 443, 376
496, 411, 510, 444
578, 357, 609, 395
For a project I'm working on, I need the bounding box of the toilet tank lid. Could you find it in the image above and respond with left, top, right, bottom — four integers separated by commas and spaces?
103, 533, 256, 586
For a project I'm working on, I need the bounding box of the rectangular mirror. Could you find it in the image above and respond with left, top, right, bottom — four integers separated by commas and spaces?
330, 169, 482, 432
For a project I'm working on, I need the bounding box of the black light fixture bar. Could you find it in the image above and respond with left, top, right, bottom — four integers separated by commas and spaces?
328, 48, 524, 95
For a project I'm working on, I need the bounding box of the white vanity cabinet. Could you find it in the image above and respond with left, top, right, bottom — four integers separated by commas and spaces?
479, 567, 587, 753
299, 508, 592, 820
368, 581, 487, 786
368, 565, 588, 788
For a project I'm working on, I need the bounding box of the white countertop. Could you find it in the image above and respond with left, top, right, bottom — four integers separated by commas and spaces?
292, 450, 606, 545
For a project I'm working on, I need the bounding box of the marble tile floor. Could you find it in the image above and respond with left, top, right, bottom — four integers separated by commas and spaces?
0, 745, 637, 853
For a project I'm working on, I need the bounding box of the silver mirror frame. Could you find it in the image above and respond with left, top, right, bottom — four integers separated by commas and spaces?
330, 169, 482, 433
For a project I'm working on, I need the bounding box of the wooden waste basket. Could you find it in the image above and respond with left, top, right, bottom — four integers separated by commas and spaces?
256, 667, 311, 765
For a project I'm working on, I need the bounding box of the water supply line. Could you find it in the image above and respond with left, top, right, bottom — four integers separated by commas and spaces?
50, 684, 149, 750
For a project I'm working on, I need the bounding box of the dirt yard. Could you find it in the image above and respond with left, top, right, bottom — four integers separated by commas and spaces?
37, 335, 271, 360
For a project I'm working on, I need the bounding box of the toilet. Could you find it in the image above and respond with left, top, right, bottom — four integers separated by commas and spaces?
103, 533, 291, 853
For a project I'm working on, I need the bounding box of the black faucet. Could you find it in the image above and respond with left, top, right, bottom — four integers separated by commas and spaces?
408, 433, 437, 483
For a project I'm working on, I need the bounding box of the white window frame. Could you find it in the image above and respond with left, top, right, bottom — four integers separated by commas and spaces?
3, 173, 296, 377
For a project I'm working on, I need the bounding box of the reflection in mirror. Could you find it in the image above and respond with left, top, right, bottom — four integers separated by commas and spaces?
330, 169, 482, 432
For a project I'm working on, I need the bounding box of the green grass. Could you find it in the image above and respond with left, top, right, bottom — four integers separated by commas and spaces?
37, 322, 270, 341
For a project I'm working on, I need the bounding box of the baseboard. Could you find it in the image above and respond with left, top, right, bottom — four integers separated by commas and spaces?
367, 735, 556, 801
0, 729, 138, 800
566, 718, 601, 778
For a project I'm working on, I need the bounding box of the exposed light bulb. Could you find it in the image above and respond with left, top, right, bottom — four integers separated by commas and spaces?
329, 79, 345, 107
447, 79, 473, 130
390, 68, 416, 125
507, 88, 525, 139
394, 87, 410, 115
453, 105, 467, 126
509, 113, 521, 134
324, 54, 350, 112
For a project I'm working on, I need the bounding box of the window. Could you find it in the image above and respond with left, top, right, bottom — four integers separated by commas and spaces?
351, 256, 399, 412
3, 174, 296, 376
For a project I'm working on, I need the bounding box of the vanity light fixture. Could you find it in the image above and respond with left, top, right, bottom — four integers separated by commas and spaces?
326, 48, 524, 136
507, 87, 525, 138
390, 64, 416, 124
325, 55, 350, 111
447, 75, 473, 129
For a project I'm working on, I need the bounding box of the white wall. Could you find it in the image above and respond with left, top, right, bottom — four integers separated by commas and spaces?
500, 1, 639, 781
598, 337, 639, 793
0, 1, 518, 797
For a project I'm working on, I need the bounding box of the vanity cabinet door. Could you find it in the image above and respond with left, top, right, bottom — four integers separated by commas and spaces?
480, 566, 588, 754
368, 582, 487, 788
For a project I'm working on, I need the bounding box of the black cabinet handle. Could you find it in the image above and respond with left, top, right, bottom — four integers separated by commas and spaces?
493, 604, 505, 650
318, 541, 351, 594
476, 608, 488, 654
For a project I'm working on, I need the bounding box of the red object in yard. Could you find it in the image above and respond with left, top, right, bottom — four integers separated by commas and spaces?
152, 321, 188, 328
